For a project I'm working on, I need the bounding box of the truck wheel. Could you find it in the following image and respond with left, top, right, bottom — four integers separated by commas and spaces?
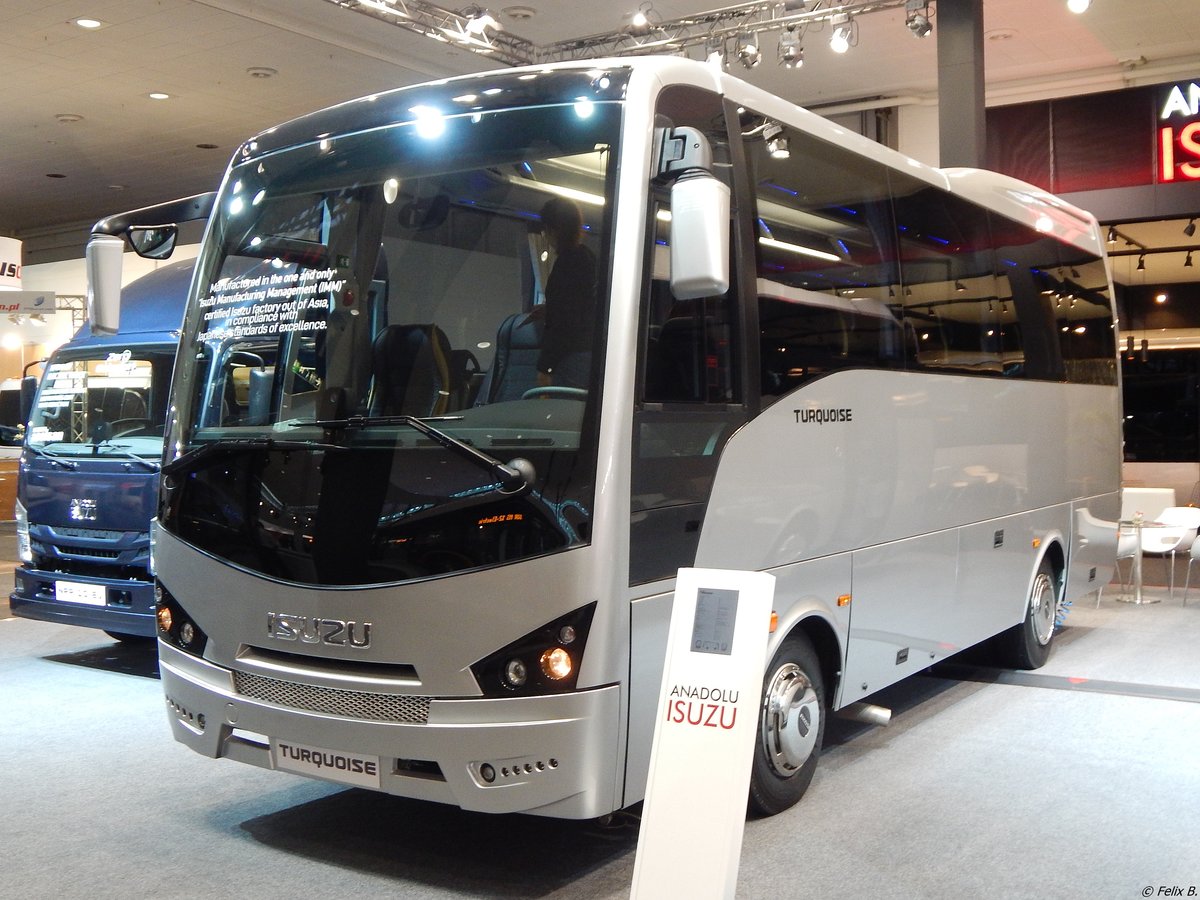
749, 632, 826, 817
997, 556, 1060, 670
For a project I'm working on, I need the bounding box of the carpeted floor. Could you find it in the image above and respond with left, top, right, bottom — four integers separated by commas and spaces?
1, 563, 1198, 898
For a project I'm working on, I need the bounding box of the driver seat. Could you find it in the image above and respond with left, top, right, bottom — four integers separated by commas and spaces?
368, 324, 452, 417
475, 312, 544, 405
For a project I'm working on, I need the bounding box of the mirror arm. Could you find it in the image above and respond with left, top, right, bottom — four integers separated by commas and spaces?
90, 192, 216, 239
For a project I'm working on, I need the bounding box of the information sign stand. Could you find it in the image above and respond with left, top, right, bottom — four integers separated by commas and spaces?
630, 567, 775, 900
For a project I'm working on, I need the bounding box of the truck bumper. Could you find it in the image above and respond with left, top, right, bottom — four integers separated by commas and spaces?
10, 566, 156, 637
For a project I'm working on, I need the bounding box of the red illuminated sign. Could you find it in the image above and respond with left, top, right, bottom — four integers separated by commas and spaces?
1160, 81, 1200, 182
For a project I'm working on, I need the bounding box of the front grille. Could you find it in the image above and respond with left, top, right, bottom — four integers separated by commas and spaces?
233, 671, 431, 724
55, 545, 122, 559
52, 527, 127, 541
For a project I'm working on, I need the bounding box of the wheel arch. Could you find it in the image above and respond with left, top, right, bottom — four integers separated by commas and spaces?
1032, 534, 1068, 602
781, 614, 842, 709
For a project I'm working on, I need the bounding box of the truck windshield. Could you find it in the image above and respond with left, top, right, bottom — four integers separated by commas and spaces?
163, 72, 622, 586
27, 349, 174, 459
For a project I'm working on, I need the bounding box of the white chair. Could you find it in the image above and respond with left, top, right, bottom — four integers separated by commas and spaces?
1121, 486, 1176, 523
1098, 520, 1139, 606
1141, 506, 1200, 601
1183, 536, 1200, 606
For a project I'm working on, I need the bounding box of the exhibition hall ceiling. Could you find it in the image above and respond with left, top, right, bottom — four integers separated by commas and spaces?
1, 0, 1199, 239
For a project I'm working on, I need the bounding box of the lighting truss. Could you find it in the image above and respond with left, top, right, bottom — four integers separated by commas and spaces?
322, 0, 926, 67
323, 1, 536, 67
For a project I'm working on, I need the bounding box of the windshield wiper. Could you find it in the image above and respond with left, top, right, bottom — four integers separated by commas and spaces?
26, 445, 79, 470
161, 437, 347, 480
92, 442, 161, 472
292, 415, 534, 494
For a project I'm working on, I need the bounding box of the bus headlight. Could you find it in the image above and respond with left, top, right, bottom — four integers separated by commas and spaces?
156, 581, 208, 657
540, 647, 572, 680
504, 658, 528, 688
15, 500, 32, 564
471, 602, 596, 698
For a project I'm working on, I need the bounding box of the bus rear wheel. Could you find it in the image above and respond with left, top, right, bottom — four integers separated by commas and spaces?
997, 556, 1061, 670
749, 633, 826, 817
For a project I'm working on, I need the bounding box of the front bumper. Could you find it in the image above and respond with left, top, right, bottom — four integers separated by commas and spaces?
159, 640, 623, 819
10, 566, 156, 637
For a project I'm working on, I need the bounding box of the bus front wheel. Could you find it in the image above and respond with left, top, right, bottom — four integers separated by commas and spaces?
749, 632, 826, 817
997, 555, 1061, 670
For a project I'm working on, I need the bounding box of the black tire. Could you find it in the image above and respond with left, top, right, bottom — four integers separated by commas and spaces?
996, 555, 1061, 670
749, 632, 826, 818
104, 630, 155, 645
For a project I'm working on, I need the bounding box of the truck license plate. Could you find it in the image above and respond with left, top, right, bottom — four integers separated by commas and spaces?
56, 581, 106, 606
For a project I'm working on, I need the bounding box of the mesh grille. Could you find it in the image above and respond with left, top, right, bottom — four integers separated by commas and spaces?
52, 527, 128, 540
233, 671, 431, 724
56, 545, 122, 559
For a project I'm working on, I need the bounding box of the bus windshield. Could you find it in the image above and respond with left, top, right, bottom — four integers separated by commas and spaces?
164, 82, 620, 586
27, 349, 174, 461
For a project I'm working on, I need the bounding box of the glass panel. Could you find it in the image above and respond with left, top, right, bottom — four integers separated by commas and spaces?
746, 117, 904, 398
889, 173, 1009, 376
163, 75, 625, 586
631, 85, 741, 585
27, 350, 173, 458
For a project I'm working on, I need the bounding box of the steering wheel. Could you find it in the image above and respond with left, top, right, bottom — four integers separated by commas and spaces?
521, 386, 588, 401
110, 418, 153, 437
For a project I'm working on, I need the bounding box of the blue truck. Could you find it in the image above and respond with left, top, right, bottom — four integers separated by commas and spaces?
10, 260, 191, 641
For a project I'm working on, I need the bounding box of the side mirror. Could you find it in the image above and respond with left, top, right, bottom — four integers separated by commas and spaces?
86, 234, 125, 336
126, 225, 178, 260
669, 170, 730, 300
19, 375, 37, 424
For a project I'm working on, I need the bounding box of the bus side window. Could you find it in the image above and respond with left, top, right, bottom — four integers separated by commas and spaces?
745, 111, 903, 399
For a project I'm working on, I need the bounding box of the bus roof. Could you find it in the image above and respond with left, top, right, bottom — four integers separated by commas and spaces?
232, 55, 1104, 259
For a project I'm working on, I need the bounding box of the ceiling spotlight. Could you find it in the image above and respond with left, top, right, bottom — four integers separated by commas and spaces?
905, 1, 932, 38
1185, 218, 1197, 237
764, 122, 790, 159
736, 31, 761, 68
629, 4, 655, 34
829, 17, 854, 54
1186, 251, 1194, 268
1067, 0, 1090, 12
778, 26, 803, 68
1107, 226, 1117, 243
1136, 254, 1145, 270
954, 280, 966, 292
464, 8, 500, 35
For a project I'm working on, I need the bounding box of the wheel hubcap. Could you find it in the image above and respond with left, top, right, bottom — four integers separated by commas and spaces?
761, 662, 820, 777
1030, 571, 1056, 646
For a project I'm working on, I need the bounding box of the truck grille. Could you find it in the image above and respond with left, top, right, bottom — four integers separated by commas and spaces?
233, 671, 431, 724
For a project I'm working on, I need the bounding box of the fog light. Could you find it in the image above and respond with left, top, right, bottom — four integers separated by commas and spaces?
504, 658, 527, 687
558, 625, 577, 645
540, 647, 572, 680
179, 621, 195, 646
156, 605, 173, 633
479, 763, 496, 784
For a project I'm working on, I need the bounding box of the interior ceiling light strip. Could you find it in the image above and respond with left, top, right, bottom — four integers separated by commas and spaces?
323, 0, 923, 67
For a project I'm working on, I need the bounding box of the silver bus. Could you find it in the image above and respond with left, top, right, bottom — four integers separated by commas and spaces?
96, 57, 1121, 819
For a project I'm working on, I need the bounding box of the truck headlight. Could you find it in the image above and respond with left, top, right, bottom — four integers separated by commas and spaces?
15, 500, 32, 564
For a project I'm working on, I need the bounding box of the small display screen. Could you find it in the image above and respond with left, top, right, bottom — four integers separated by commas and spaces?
691, 587, 738, 655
